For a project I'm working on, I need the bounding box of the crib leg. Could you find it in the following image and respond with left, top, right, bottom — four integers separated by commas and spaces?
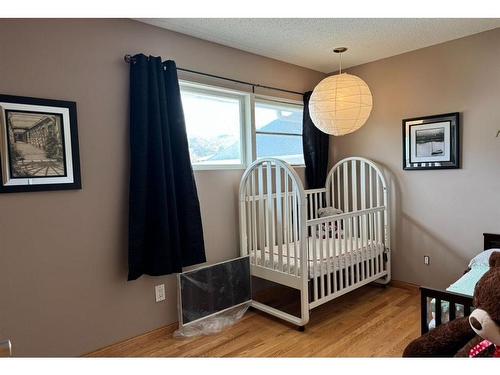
297, 325, 306, 332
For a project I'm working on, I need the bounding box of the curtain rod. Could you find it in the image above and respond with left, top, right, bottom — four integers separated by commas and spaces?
124, 54, 305, 96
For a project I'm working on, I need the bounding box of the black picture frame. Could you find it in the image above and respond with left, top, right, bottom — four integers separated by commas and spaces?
402, 112, 460, 170
0, 94, 81, 193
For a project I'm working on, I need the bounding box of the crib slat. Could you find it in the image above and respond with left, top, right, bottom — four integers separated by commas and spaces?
332, 222, 338, 293
250, 172, 257, 265
355, 215, 360, 283
360, 163, 367, 281
266, 162, 275, 268
276, 165, 283, 271
342, 218, 347, 289
308, 193, 313, 221
367, 211, 371, 278
245, 178, 252, 258
343, 163, 349, 213
351, 217, 356, 286
284, 175, 290, 273
326, 218, 332, 297
370, 212, 374, 277
312, 225, 318, 301
352, 160, 358, 211
289, 184, 295, 274
257, 165, 265, 265
374, 212, 379, 274
360, 161, 366, 211
316, 192, 320, 219
320, 223, 326, 299
329, 172, 334, 207
336, 168, 341, 211
376, 174, 382, 274
345, 216, 350, 287
361, 213, 366, 280
369, 167, 374, 208
351, 161, 358, 284
292, 185, 299, 276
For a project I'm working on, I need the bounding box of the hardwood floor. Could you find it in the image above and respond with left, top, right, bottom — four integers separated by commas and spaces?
87, 283, 419, 357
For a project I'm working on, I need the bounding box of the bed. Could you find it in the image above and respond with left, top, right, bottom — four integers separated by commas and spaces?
239, 157, 391, 328
420, 233, 500, 334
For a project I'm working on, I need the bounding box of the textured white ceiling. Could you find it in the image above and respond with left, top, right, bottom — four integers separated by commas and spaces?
137, 18, 500, 73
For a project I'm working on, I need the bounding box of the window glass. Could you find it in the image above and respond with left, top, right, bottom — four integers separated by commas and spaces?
255, 100, 304, 165
181, 87, 243, 165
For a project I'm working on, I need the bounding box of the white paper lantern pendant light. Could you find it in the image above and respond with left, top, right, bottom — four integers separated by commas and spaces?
309, 47, 373, 136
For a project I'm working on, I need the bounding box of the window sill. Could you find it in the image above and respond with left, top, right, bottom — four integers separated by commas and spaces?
192, 164, 246, 171
192, 163, 305, 171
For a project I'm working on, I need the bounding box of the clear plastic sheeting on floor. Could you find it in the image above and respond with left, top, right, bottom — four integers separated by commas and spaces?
175, 256, 251, 338
173, 302, 250, 338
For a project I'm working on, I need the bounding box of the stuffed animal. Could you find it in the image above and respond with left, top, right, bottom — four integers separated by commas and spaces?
403, 252, 500, 357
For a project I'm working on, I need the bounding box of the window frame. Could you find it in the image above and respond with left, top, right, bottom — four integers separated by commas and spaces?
179, 81, 305, 171
180, 80, 248, 171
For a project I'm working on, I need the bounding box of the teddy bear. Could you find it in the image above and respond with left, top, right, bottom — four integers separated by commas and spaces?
403, 252, 500, 357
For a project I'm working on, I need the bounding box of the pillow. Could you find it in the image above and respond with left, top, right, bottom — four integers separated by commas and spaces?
468, 248, 500, 268
317, 206, 343, 218
447, 264, 490, 296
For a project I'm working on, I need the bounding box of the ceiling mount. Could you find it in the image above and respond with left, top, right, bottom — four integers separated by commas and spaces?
333, 47, 348, 53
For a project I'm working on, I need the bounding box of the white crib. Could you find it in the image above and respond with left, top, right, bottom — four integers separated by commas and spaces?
239, 157, 391, 328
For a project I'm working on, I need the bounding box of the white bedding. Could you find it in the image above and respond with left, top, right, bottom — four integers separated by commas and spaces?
250, 237, 385, 278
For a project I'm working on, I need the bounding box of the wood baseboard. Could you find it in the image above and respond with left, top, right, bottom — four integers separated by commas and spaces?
84, 322, 178, 357
389, 279, 419, 293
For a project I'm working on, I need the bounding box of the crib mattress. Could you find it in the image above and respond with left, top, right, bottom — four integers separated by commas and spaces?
250, 237, 385, 279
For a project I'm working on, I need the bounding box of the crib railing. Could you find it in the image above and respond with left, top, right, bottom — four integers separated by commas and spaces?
305, 188, 327, 221
306, 206, 388, 308
242, 193, 302, 276
239, 159, 308, 281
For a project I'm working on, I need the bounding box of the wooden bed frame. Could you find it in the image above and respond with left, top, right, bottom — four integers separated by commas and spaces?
420, 233, 500, 334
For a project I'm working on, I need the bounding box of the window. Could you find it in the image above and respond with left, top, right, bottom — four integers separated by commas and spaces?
180, 83, 245, 168
255, 99, 304, 165
180, 81, 304, 169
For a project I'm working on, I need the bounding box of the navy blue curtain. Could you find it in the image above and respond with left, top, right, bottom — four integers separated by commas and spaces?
302, 91, 329, 189
128, 54, 206, 281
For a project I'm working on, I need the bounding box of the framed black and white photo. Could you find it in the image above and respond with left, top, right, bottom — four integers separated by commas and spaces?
402, 112, 459, 170
0, 94, 81, 193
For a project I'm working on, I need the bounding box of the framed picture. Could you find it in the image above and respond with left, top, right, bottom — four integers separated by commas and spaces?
0, 94, 81, 193
402, 112, 460, 170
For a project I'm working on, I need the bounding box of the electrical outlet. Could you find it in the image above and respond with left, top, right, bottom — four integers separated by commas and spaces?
155, 284, 165, 302
424, 256, 430, 265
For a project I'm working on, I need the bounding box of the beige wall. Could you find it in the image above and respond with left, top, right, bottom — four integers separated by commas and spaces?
0, 19, 324, 356
332, 27, 500, 289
